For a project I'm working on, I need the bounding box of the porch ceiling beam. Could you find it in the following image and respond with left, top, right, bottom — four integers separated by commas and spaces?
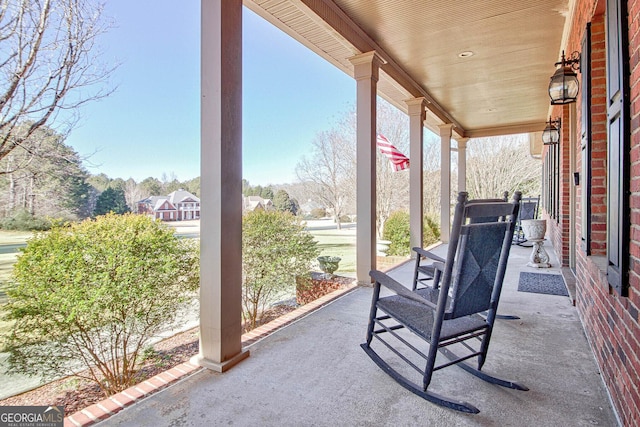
463, 122, 548, 139
292, 0, 467, 136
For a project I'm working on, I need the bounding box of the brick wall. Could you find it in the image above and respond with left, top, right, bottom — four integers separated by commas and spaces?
568, 0, 640, 425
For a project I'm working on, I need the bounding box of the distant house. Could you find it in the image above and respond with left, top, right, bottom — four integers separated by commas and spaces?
242, 195, 273, 214
137, 189, 200, 221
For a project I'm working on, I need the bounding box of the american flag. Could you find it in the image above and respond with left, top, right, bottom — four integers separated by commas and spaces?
376, 134, 410, 171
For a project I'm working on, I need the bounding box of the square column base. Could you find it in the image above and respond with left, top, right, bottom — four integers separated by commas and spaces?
191, 349, 250, 373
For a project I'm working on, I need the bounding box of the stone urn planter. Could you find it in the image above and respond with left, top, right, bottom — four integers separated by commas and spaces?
317, 256, 341, 278
521, 219, 546, 240
521, 219, 551, 268
377, 239, 391, 257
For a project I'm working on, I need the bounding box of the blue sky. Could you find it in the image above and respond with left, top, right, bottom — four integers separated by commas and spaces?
64, 2, 355, 185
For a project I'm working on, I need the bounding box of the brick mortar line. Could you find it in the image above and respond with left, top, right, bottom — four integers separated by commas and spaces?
134, 386, 151, 395
163, 370, 179, 380
96, 403, 114, 415
120, 390, 139, 402
80, 409, 98, 422
108, 396, 126, 408
66, 415, 83, 427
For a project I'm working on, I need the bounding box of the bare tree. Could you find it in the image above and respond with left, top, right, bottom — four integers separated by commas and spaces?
422, 138, 441, 220
123, 178, 143, 212
296, 100, 423, 236
466, 134, 541, 199
0, 0, 115, 170
296, 128, 354, 229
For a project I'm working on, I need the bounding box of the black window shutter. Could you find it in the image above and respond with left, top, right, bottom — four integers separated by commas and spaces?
581, 23, 592, 254
552, 146, 557, 220
605, 0, 630, 295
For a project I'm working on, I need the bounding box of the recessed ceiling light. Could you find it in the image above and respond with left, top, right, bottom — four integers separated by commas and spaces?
458, 51, 474, 58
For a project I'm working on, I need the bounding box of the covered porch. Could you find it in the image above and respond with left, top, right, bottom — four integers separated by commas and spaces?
197, 0, 568, 372
95, 243, 617, 426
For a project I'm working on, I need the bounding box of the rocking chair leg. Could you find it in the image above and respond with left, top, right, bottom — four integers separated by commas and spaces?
365, 284, 382, 345
412, 257, 421, 291
438, 347, 529, 391
360, 344, 480, 413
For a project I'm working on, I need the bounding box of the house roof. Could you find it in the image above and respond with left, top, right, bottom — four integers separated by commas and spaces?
153, 198, 175, 211
242, 195, 273, 212
168, 189, 201, 204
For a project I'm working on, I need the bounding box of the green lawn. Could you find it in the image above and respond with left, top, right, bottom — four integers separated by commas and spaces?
0, 230, 33, 337
0, 230, 33, 246
310, 228, 356, 277
0, 256, 17, 336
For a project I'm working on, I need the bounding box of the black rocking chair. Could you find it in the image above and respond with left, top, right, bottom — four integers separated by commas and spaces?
361, 192, 527, 413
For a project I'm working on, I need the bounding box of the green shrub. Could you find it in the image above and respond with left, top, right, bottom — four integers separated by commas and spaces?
3, 213, 200, 397
242, 210, 319, 329
423, 215, 441, 247
310, 208, 327, 219
383, 211, 410, 256
383, 211, 442, 256
0, 210, 52, 231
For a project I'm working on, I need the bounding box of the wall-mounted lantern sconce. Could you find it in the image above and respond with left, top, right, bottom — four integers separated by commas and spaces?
548, 50, 581, 104
542, 117, 561, 145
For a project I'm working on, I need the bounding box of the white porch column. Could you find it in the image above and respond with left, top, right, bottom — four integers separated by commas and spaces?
406, 97, 426, 256
439, 124, 453, 243
194, 0, 248, 372
457, 137, 468, 192
349, 51, 385, 285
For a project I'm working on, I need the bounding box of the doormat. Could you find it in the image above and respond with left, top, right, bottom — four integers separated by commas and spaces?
518, 272, 568, 296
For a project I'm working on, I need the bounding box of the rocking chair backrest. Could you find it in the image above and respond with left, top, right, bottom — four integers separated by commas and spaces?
448, 221, 511, 318
438, 192, 521, 320
466, 192, 509, 224
519, 196, 540, 221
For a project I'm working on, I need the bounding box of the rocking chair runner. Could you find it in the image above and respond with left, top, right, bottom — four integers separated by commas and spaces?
361, 192, 527, 413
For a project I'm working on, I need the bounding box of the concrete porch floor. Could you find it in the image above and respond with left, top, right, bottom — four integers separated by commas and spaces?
99, 243, 619, 426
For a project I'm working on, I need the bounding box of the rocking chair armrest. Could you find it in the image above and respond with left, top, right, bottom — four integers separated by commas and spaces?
369, 269, 438, 309
412, 247, 446, 263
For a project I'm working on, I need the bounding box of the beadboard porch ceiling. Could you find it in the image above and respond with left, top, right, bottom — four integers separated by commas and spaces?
244, 0, 573, 139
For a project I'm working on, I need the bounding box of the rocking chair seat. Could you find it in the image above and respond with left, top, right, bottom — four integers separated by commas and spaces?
377, 295, 487, 341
